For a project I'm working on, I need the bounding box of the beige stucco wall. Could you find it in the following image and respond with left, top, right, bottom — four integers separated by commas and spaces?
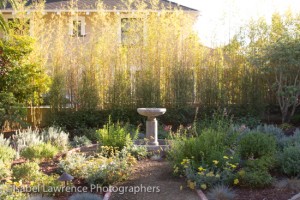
1, 10, 198, 43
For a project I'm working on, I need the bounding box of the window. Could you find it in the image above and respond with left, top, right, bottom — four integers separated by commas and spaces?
121, 18, 143, 46
7, 18, 30, 35
69, 16, 86, 37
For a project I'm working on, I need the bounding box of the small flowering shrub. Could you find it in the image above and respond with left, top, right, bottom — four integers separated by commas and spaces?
20, 143, 59, 161
70, 135, 91, 147
87, 147, 136, 186
0, 160, 12, 180
127, 145, 148, 160
59, 146, 136, 186
96, 117, 134, 150
238, 131, 276, 160
237, 131, 276, 188
181, 156, 239, 190
1, 174, 59, 199
0, 182, 29, 200
0, 145, 16, 179
30, 174, 61, 196
58, 152, 88, 178
237, 166, 273, 188
168, 128, 230, 175
280, 145, 300, 176
12, 127, 69, 157
12, 162, 41, 182
12, 128, 43, 152
42, 127, 69, 151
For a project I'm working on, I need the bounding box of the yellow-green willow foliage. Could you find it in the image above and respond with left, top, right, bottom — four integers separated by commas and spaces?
11, 0, 297, 114
15, 0, 201, 110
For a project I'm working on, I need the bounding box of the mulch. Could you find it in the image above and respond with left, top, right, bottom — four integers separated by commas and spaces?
9, 151, 300, 200
234, 187, 296, 200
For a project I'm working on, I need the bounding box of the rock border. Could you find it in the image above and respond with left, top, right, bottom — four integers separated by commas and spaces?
103, 191, 112, 200
196, 189, 208, 200
289, 192, 300, 200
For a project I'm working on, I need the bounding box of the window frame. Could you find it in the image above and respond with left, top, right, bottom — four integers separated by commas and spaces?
5, 14, 32, 36
69, 16, 86, 37
119, 14, 146, 46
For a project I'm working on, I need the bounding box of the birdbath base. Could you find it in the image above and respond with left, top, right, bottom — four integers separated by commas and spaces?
137, 108, 166, 146
146, 118, 159, 146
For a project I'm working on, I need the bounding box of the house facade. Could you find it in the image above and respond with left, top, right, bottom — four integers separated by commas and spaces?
0, 0, 200, 113
0, 0, 198, 43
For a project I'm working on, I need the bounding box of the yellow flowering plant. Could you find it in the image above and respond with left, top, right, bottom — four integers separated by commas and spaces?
183, 155, 240, 190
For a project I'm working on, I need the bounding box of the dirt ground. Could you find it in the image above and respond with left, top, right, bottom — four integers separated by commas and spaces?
109, 159, 297, 200
234, 187, 296, 200
110, 159, 199, 200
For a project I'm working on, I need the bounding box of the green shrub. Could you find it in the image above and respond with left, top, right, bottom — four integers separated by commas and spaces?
20, 143, 59, 161
0, 145, 15, 179
235, 115, 261, 129
198, 109, 233, 132
238, 132, 276, 160
0, 145, 16, 163
0, 92, 28, 130
30, 174, 60, 196
128, 145, 148, 160
42, 127, 69, 151
168, 136, 203, 172
96, 117, 133, 150
12, 162, 41, 182
70, 135, 91, 148
0, 160, 11, 179
168, 128, 228, 171
207, 185, 236, 200
240, 167, 273, 188
244, 156, 275, 170
59, 149, 135, 186
49, 109, 142, 131
0, 183, 29, 200
86, 151, 134, 186
183, 156, 238, 190
58, 153, 88, 178
280, 145, 300, 176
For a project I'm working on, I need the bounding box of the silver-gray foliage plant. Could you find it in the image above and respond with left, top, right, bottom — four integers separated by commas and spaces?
207, 184, 236, 200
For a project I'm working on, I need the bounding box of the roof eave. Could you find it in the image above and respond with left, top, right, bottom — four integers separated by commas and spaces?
0, 9, 199, 14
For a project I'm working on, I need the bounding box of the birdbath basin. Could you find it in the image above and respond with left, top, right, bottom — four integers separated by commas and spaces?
137, 108, 166, 146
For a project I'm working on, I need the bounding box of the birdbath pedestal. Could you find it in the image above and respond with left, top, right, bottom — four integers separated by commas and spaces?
137, 108, 166, 146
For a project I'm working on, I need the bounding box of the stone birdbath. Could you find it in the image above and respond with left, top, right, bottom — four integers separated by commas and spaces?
137, 108, 166, 146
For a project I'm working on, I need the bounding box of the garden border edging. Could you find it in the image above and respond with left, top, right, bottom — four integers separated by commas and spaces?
289, 192, 300, 200
196, 189, 208, 200
103, 191, 112, 200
